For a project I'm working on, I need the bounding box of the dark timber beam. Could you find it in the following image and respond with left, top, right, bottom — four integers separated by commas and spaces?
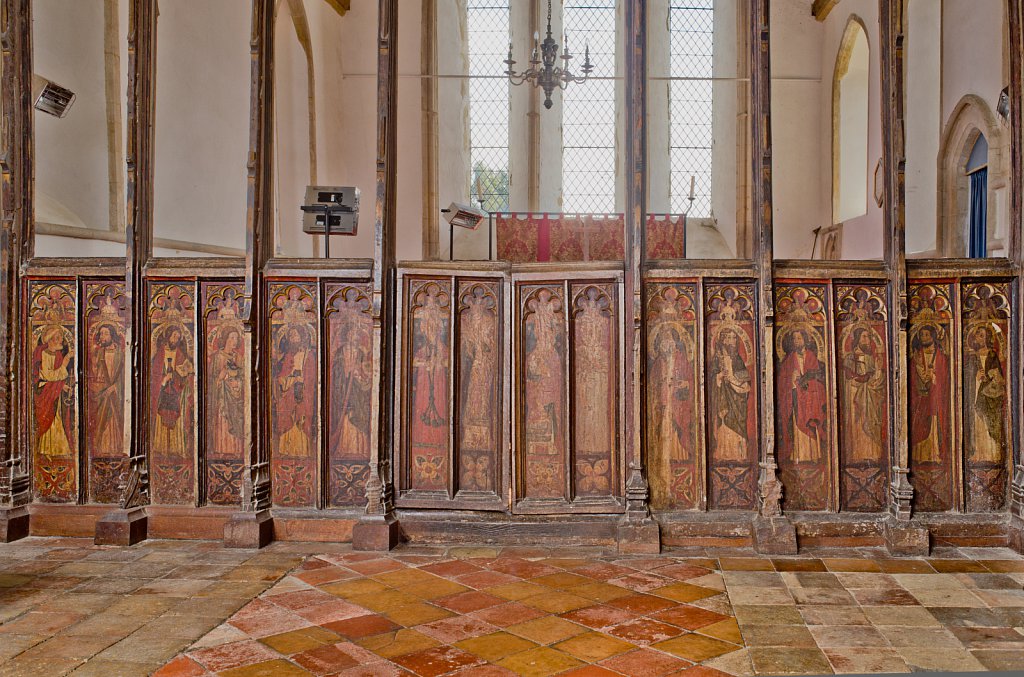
96, 0, 156, 546
812, 0, 840, 22
0, 0, 33, 542
225, 0, 276, 549
353, 0, 401, 551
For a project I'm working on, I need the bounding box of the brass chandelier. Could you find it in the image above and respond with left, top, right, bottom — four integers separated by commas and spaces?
504, 0, 594, 110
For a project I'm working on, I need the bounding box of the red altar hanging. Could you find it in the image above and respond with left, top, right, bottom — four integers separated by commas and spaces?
495, 213, 687, 263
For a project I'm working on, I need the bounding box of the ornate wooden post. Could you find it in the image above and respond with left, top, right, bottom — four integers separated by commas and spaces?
225, 0, 276, 548
878, 0, 928, 554
749, 0, 796, 554
0, 0, 33, 542
352, 0, 401, 550
1007, 0, 1024, 550
95, 0, 156, 545
617, 0, 659, 553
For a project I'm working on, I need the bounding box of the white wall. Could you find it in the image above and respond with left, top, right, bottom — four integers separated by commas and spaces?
904, 0, 941, 254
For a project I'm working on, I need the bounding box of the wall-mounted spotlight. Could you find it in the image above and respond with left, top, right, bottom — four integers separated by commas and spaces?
442, 202, 487, 231
32, 74, 75, 118
301, 185, 359, 258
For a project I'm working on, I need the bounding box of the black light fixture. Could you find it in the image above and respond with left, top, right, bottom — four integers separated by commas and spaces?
504, 0, 593, 110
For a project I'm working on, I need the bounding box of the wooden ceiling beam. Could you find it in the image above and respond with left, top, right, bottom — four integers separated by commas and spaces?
812, 0, 840, 22
323, 0, 350, 16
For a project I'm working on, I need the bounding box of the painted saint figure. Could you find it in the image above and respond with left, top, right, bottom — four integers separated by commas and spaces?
460, 298, 495, 451
34, 325, 74, 458
210, 327, 245, 455
525, 297, 563, 459
410, 293, 449, 487
708, 327, 751, 462
965, 326, 1005, 463
330, 324, 371, 458
649, 327, 693, 465
151, 326, 194, 457
909, 326, 950, 464
88, 323, 124, 455
777, 330, 827, 462
841, 327, 884, 462
273, 325, 316, 457
575, 300, 611, 455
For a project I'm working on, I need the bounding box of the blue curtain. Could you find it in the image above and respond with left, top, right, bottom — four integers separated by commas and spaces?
969, 168, 987, 258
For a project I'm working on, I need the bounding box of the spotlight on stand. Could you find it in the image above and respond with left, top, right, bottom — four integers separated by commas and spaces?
441, 202, 489, 261
32, 74, 75, 118
301, 186, 359, 259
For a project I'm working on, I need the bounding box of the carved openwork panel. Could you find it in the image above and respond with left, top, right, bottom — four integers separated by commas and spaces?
148, 283, 197, 506
775, 283, 834, 511
202, 283, 247, 507
705, 282, 758, 511
456, 280, 503, 502
518, 284, 569, 505
571, 283, 619, 503
28, 281, 78, 503
84, 282, 127, 504
961, 281, 1012, 512
325, 283, 374, 507
908, 282, 956, 512
646, 282, 700, 510
835, 284, 890, 512
268, 283, 319, 508
404, 279, 453, 496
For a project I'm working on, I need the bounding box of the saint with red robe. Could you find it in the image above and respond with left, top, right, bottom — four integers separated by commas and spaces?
273, 325, 316, 457
34, 325, 74, 458
909, 326, 950, 464
777, 329, 827, 463
410, 294, 449, 488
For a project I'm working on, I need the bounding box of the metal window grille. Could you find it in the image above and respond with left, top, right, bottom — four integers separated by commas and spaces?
467, 0, 511, 213
669, 1, 714, 217
562, 0, 618, 213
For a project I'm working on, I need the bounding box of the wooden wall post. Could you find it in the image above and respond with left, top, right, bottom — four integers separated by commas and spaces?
617, 0, 659, 554
1007, 0, 1024, 550
749, 0, 797, 554
95, 0, 156, 545
225, 0, 276, 548
352, 0, 401, 550
0, 0, 33, 541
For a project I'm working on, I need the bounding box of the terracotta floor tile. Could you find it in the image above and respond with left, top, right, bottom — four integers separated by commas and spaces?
731, 604, 804, 626
782, 572, 844, 590
929, 559, 990, 574
346, 559, 406, 576
981, 560, 1024, 573
508, 615, 589, 644
772, 559, 827, 572
956, 572, 1022, 590
399, 577, 471, 600
657, 564, 713, 581
717, 558, 775, 572
531, 572, 593, 589
847, 587, 920, 606
878, 625, 962, 648
484, 581, 549, 601
382, 602, 454, 627
416, 559, 482, 578
610, 572, 674, 593
560, 665, 620, 676
809, 625, 890, 648
562, 604, 636, 631
416, 615, 498, 643
488, 559, 561, 579
348, 590, 423, 614
497, 646, 584, 676
391, 645, 484, 677
605, 617, 682, 644
470, 601, 548, 627
259, 626, 341, 655
725, 586, 795, 606
894, 646, 987, 672
911, 588, 988, 607
434, 590, 505, 613
697, 617, 743, 644
748, 647, 833, 675
289, 643, 366, 675
669, 665, 736, 677
267, 589, 338, 611
653, 583, 719, 604
572, 563, 636, 581
821, 558, 883, 573
573, 581, 635, 603
606, 593, 678, 614
323, 614, 401, 640
875, 559, 935, 574
722, 571, 787, 588
372, 567, 442, 588
457, 571, 521, 589
151, 655, 207, 677
294, 566, 353, 587
320, 578, 390, 600
860, 605, 939, 626
824, 647, 910, 674
552, 631, 634, 662
189, 639, 282, 672
356, 629, 440, 660
950, 625, 1024, 649
296, 599, 368, 625
740, 624, 817, 648
455, 631, 539, 661
797, 605, 869, 626
521, 591, 593, 614
228, 610, 311, 638
651, 604, 728, 630
970, 648, 1024, 671
652, 633, 738, 662
790, 587, 856, 606
218, 658, 311, 677
599, 648, 692, 676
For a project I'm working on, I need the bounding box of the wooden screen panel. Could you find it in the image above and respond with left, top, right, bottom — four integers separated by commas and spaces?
325, 283, 374, 507
84, 282, 127, 504
835, 285, 889, 512
571, 283, 619, 502
908, 282, 956, 512
405, 279, 453, 495
774, 283, 834, 511
961, 282, 1012, 512
646, 282, 700, 510
28, 281, 78, 503
456, 281, 502, 499
519, 285, 569, 504
268, 283, 318, 508
705, 283, 758, 510
149, 283, 197, 506
202, 283, 247, 507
